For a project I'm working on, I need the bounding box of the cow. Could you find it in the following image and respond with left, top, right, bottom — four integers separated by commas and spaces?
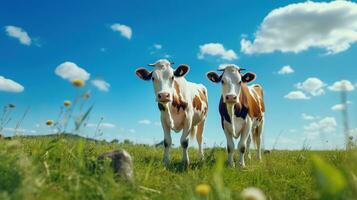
135, 59, 208, 166
206, 64, 265, 167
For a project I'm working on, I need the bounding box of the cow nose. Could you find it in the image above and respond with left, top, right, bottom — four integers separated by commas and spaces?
158, 92, 170, 101
225, 95, 237, 102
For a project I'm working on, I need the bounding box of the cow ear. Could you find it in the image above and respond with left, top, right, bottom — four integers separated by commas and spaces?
174, 64, 189, 77
135, 68, 152, 81
206, 71, 222, 83
242, 72, 256, 83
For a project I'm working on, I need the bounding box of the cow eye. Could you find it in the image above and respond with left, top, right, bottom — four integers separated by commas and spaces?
171, 76, 174, 80
221, 80, 225, 84
152, 77, 155, 81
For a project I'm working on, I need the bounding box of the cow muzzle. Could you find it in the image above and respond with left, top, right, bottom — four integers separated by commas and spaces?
157, 92, 171, 103
225, 94, 238, 103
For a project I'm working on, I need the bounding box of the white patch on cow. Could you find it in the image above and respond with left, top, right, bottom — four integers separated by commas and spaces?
220, 66, 242, 103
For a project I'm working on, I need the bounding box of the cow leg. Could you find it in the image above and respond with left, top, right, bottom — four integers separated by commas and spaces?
246, 134, 252, 160
237, 119, 251, 168
224, 128, 235, 167
181, 118, 193, 167
255, 120, 264, 161
161, 116, 172, 166
196, 120, 205, 160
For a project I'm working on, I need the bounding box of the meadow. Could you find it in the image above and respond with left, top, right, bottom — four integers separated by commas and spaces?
0, 134, 356, 200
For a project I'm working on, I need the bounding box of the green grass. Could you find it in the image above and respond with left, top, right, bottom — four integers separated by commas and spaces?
0, 134, 356, 200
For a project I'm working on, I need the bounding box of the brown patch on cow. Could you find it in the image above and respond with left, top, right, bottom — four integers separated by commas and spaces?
252, 85, 265, 112
198, 89, 208, 115
172, 81, 188, 112
192, 95, 202, 111
240, 84, 265, 118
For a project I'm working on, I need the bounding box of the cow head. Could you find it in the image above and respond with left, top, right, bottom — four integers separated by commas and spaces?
206, 64, 256, 104
135, 59, 189, 103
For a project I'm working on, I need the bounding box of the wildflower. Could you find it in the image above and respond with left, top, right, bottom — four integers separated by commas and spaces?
46, 120, 54, 126
195, 183, 211, 196
240, 187, 266, 200
8, 103, 16, 108
72, 79, 85, 87
83, 92, 90, 99
64, 100, 72, 106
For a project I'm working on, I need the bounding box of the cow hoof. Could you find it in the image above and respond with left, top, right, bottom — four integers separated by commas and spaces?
226, 160, 235, 167
181, 159, 189, 167
238, 162, 246, 168
163, 158, 170, 166
198, 154, 205, 161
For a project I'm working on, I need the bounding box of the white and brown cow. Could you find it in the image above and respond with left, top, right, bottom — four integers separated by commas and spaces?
135, 59, 208, 166
206, 64, 265, 167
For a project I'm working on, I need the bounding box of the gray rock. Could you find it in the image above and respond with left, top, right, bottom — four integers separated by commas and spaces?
98, 149, 133, 181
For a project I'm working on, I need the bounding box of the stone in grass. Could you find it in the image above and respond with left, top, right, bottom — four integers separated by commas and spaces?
98, 149, 133, 182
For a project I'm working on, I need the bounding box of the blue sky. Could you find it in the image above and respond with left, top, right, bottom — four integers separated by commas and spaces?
1, 0, 357, 149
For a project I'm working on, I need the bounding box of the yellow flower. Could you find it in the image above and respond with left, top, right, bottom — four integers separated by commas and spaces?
195, 183, 211, 196
46, 120, 54, 126
72, 79, 85, 87
63, 100, 72, 106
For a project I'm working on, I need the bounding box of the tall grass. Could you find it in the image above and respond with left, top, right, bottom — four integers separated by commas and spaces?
0, 135, 356, 200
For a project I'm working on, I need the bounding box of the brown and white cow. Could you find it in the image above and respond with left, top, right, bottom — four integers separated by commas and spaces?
206, 64, 265, 167
135, 59, 208, 166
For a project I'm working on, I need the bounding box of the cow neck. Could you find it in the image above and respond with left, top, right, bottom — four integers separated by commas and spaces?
241, 83, 261, 118
171, 79, 188, 112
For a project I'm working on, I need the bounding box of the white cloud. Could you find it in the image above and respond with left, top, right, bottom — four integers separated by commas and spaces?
87, 122, 116, 129
241, 1, 357, 55
328, 80, 355, 92
154, 44, 162, 49
91, 79, 110, 92
331, 104, 346, 111
278, 65, 294, 75
304, 117, 337, 139
3, 127, 36, 134
302, 113, 317, 120
0, 76, 24, 93
284, 91, 310, 100
331, 101, 352, 111
128, 129, 136, 133
198, 43, 238, 61
5, 25, 32, 45
138, 119, 151, 125
296, 77, 326, 96
55, 61, 90, 82
111, 23, 132, 40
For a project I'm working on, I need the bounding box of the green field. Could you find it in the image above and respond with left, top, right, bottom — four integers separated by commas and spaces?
0, 134, 356, 200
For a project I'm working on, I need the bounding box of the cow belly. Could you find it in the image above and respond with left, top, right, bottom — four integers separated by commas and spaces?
167, 108, 185, 132
223, 118, 246, 138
